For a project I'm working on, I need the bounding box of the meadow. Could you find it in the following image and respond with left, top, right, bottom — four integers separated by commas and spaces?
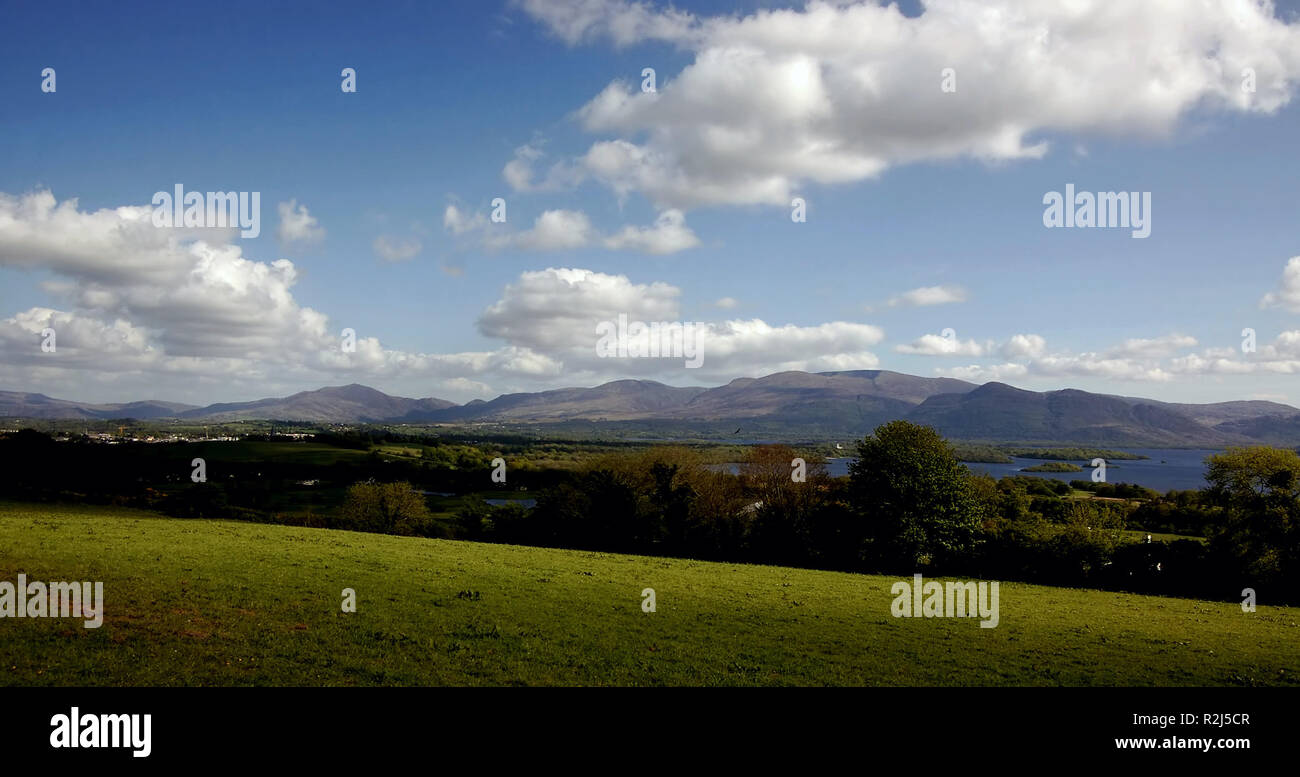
1, 502, 1296, 686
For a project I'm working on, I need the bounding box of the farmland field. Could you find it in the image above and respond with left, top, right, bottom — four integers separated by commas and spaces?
0, 502, 1296, 686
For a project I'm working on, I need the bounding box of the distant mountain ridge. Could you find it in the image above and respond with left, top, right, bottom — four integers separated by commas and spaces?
174, 384, 456, 423
3, 371, 1299, 446
0, 392, 199, 421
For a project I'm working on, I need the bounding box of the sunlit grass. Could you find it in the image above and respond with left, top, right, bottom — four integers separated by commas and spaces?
1, 502, 1295, 686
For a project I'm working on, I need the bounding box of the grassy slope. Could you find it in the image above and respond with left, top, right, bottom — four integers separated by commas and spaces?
0, 503, 1296, 687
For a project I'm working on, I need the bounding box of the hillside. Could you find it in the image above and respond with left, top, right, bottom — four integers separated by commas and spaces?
430, 379, 707, 422
1, 503, 1296, 686
174, 384, 456, 423
674, 370, 973, 425
907, 383, 1238, 445
0, 391, 199, 420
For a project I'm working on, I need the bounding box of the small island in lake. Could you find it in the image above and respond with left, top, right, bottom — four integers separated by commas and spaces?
1022, 461, 1085, 472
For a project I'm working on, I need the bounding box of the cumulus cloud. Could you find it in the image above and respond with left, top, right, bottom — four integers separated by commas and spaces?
517, 0, 1300, 209
888, 285, 968, 308
714, 297, 738, 309
1000, 333, 1047, 359
476, 266, 884, 379
602, 208, 699, 254
0, 191, 331, 364
0, 190, 568, 399
0, 307, 160, 371
479, 267, 680, 350
276, 199, 324, 245
1260, 256, 1300, 312
491, 209, 597, 251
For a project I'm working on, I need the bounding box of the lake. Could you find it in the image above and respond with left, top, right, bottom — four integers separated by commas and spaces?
821, 448, 1221, 492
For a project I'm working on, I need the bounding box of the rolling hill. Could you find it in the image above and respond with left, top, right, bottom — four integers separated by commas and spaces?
3, 502, 1296, 686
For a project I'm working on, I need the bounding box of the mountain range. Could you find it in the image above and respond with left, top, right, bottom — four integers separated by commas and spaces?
3, 370, 1299, 446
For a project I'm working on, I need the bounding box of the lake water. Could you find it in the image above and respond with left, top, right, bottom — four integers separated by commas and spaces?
820, 448, 1221, 492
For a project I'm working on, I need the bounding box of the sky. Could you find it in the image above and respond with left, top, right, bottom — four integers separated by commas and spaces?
2, 0, 1300, 407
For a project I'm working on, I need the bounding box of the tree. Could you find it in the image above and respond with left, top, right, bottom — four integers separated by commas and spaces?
1204, 446, 1300, 593
649, 462, 695, 554
339, 480, 431, 534
741, 444, 830, 565
847, 421, 982, 570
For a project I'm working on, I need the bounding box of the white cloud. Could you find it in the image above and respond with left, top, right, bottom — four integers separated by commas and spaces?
0, 307, 160, 371
1000, 333, 1046, 359
933, 329, 1300, 384
491, 209, 596, 251
476, 266, 884, 379
938, 363, 1029, 382
276, 199, 324, 245
1261, 256, 1300, 312
0, 190, 567, 400
888, 285, 968, 308
896, 333, 988, 356
1029, 353, 1174, 382
0, 191, 331, 363
602, 208, 699, 254
714, 297, 738, 309
519, 0, 1300, 209
1168, 332, 1300, 375
1264, 330, 1300, 359
478, 267, 679, 350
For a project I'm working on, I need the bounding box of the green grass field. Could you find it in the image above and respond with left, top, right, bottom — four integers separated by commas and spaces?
1, 502, 1296, 686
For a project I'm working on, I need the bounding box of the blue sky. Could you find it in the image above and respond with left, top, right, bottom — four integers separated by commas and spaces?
2, 0, 1300, 406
